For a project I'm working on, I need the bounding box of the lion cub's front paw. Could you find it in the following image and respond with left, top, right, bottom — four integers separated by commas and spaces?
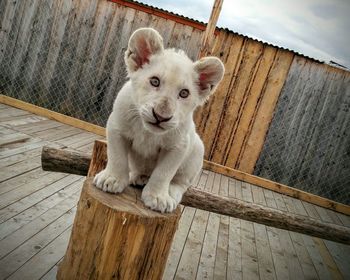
93, 169, 128, 194
141, 185, 177, 213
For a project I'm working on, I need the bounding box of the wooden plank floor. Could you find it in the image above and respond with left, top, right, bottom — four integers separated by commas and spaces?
0, 104, 349, 280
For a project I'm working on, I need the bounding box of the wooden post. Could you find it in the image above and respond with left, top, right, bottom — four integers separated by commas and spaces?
199, 0, 224, 57
56, 143, 181, 279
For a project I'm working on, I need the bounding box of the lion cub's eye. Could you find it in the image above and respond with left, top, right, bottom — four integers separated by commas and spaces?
179, 89, 190, 98
150, 76, 160, 87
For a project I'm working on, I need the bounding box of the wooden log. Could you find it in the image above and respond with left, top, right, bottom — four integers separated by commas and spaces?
203, 160, 350, 215
41, 141, 350, 245
57, 142, 181, 279
41, 146, 91, 176
181, 189, 350, 244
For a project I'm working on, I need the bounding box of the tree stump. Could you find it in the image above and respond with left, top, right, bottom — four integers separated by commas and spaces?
57, 141, 181, 279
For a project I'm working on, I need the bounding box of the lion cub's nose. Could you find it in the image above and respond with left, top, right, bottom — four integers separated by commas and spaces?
152, 108, 172, 123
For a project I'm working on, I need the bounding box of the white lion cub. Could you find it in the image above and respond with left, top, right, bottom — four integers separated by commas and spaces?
93, 28, 224, 213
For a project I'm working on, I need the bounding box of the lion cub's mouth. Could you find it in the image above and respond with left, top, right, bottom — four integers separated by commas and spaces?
147, 121, 165, 130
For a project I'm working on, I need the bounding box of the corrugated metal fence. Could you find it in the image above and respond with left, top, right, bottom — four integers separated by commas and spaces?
0, 0, 349, 204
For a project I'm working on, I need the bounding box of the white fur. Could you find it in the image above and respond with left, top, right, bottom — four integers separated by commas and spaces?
93, 28, 224, 213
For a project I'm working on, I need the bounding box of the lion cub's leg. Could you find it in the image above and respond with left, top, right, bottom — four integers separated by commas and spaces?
141, 148, 186, 213
169, 136, 204, 204
169, 166, 200, 204
93, 118, 130, 193
169, 182, 188, 205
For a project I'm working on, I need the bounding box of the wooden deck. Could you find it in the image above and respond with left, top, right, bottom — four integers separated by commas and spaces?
0, 104, 349, 280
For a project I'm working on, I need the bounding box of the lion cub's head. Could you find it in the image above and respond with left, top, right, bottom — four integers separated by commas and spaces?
125, 28, 224, 134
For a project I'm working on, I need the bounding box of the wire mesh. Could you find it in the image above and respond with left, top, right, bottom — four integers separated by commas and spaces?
0, 0, 349, 205
255, 66, 350, 205
0, 2, 129, 127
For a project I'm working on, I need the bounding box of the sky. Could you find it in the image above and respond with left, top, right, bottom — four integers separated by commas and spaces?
138, 0, 350, 68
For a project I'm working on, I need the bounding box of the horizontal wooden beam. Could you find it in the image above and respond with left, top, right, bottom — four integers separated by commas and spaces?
41, 142, 350, 244
0, 95, 106, 136
1, 95, 348, 215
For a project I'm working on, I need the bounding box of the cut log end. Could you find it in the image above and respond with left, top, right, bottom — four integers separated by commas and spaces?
85, 177, 180, 218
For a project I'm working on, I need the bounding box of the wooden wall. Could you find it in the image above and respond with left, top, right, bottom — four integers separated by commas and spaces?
254, 56, 350, 204
194, 33, 294, 173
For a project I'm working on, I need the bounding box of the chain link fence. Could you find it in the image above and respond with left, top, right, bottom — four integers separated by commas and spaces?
254, 61, 350, 205
0, 0, 200, 127
0, 0, 133, 127
1, 0, 349, 205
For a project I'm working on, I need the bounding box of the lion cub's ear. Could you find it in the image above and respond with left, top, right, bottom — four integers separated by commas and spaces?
194, 57, 225, 102
125, 28, 164, 74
